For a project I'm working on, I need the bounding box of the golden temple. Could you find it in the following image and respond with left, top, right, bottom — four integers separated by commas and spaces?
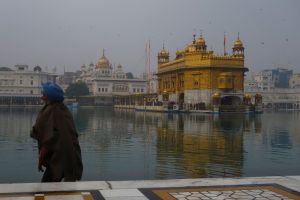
157, 33, 249, 111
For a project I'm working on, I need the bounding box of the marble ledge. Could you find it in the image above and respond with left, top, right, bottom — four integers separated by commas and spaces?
0, 176, 299, 194
107, 176, 300, 190
0, 181, 109, 193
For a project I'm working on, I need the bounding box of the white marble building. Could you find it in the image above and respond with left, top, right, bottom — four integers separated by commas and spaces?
254, 70, 275, 91
79, 51, 147, 97
289, 73, 300, 89
245, 78, 300, 110
0, 65, 57, 105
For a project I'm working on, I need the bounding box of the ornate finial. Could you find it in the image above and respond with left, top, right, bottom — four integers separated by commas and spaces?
102, 48, 105, 56
238, 32, 240, 39
162, 41, 165, 50
193, 29, 196, 43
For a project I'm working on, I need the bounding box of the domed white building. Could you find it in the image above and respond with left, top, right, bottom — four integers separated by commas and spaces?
79, 50, 147, 97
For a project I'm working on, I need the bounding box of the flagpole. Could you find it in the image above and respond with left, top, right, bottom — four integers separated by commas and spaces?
224, 32, 227, 56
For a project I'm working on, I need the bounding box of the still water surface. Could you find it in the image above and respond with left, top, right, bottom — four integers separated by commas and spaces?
0, 107, 299, 183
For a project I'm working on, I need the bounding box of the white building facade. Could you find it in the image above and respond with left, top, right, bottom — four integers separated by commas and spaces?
289, 73, 300, 89
79, 51, 147, 97
254, 70, 275, 91
245, 69, 300, 110
0, 65, 57, 105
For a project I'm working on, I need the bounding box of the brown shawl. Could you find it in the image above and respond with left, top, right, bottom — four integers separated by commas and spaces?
31, 102, 83, 181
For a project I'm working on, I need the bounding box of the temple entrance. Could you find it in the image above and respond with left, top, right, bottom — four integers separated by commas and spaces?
219, 96, 244, 113
220, 96, 241, 106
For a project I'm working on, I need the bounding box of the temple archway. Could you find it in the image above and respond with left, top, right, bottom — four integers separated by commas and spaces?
220, 96, 242, 106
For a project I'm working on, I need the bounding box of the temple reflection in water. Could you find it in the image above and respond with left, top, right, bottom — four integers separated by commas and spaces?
154, 114, 246, 178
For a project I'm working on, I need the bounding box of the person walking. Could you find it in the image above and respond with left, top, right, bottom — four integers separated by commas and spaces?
31, 82, 83, 182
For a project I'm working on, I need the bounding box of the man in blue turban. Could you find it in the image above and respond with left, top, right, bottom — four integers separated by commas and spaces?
31, 82, 83, 182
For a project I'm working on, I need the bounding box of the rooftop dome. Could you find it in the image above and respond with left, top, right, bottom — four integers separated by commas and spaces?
255, 93, 262, 98
98, 56, 109, 65
233, 35, 244, 48
176, 50, 184, 58
158, 49, 169, 57
244, 93, 251, 99
212, 92, 221, 98
0, 67, 12, 71
234, 39, 243, 47
196, 35, 206, 46
33, 65, 42, 72
185, 44, 196, 53
96, 49, 111, 69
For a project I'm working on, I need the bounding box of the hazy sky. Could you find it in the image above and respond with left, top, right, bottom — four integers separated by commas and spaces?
0, 0, 299, 75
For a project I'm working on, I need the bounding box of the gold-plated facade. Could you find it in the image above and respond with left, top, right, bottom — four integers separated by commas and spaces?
157, 34, 248, 107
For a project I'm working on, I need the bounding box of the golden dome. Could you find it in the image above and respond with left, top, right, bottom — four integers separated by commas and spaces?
244, 93, 251, 99
185, 44, 196, 53
255, 93, 262, 97
98, 56, 109, 65
96, 49, 111, 68
213, 92, 221, 98
176, 50, 185, 59
158, 49, 169, 57
234, 38, 243, 48
196, 35, 206, 46
176, 50, 184, 56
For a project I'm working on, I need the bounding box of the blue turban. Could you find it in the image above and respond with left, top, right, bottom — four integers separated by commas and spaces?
42, 82, 64, 102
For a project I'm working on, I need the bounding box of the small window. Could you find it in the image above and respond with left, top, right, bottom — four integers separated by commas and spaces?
31, 80, 33, 85
133, 88, 136, 92
20, 80, 23, 84
105, 88, 108, 92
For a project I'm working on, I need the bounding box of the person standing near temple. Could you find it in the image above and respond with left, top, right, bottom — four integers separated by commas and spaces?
31, 82, 83, 182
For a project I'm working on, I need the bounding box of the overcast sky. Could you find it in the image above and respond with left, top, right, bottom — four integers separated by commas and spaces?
0, 0, 299, 75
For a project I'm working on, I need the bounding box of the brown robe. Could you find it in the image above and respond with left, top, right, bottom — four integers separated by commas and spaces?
31, 102, 83, 181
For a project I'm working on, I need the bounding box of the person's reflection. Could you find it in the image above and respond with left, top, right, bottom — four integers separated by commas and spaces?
73, 107, 91, 133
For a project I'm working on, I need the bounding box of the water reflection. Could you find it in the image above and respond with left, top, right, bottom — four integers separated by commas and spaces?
155, 114, 246, 178
0, 107, 299, 182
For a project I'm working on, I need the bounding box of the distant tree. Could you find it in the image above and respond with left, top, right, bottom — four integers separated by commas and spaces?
65, 82, 89, 99
126, 72, 134, 79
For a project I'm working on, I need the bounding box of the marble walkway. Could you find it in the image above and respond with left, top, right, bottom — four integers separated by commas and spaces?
0, 176, 299, 200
